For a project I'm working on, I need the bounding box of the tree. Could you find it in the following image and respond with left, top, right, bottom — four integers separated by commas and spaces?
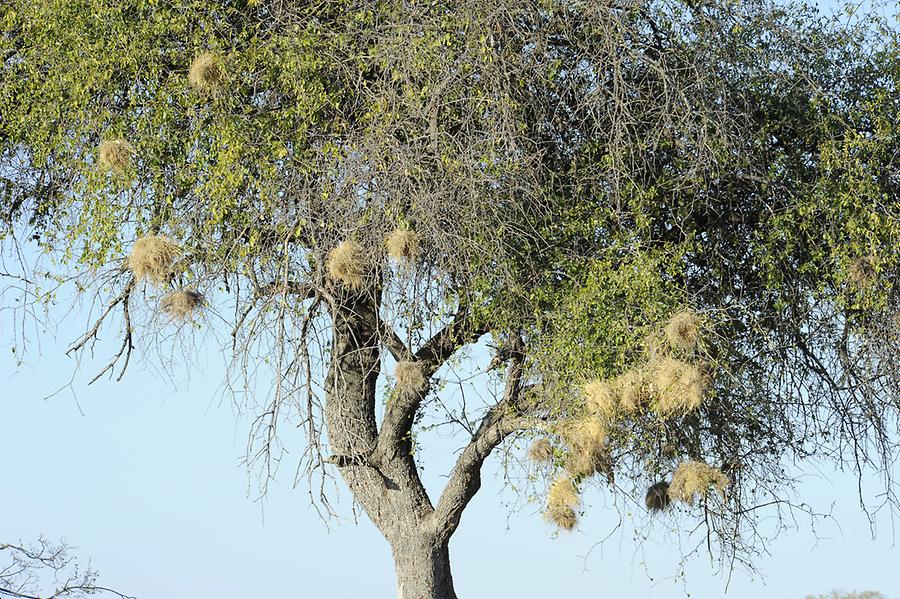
1, 539, 130, 599
806, 592, 888, 599
2, 0, 900, 597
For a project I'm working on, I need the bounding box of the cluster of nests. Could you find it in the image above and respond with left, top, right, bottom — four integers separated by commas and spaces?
128, 236, 204, 321
538, 459, 730, 532
529, 310, 730, 531
96, 52, 226, 174
325, 229, 421, 290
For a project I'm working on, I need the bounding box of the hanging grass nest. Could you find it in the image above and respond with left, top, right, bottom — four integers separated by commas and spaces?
160, 289, 204, 320
326, 240, 366, 290
188, 52, 225, 95
385, 228, 420, 264
545, 475, 580, 531
648, 357, 707, 417
614, 368, 651, 413
664, 310, 702, 353
128, 236, 181, 285
98, 139, 135, 173
562, 417, 610, 479
583, 379, 617, 417
668, 460, 729, 505
645, 481, 671, 512
848, 256, 876, 288
528, 438, 554, 463
394, 360, 427, 395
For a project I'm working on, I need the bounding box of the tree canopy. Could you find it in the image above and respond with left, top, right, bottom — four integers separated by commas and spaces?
2, 0, 899, 596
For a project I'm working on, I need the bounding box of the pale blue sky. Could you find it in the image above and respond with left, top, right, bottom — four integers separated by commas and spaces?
2, 286, 899, 599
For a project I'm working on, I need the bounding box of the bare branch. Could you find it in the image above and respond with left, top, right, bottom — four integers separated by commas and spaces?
373, 306, 485, 464
380, 320, 411, 362
414, 305, 486, 373
430, 341, 537, 539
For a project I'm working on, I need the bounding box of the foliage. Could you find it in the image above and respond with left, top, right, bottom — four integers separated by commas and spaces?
3, 0, 900, 588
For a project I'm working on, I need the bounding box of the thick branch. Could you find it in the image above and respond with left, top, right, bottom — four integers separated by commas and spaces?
431, 413, 534, 541
374, 306, 485, 463
414, 304, 486, 370
430, 345, 535, 540
381, 320, 411, 362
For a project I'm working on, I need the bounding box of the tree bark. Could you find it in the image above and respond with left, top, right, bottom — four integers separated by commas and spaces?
391, 532, 457, 599
325, 289, 458, 598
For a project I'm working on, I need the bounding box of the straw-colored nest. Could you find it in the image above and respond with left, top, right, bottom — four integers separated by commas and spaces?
668, 460, 729, 505
528, 438, 554, 464
562, 417, 610, 478
394, 360, 427, 395
326, 240, 366, 290
643, 331, 665, 359
648, 357, 707, 417
545, 475, 580, 531
615, 368, 651, 413
645, 481, 671, 512
385, 228, 420, 263
188, 52, 225, 95
664, 310, 702, 353
128, 236, 181, 285
160, 289, 204, 320
583, 379, 618, 417
98, 139, 135, 173
848, 257, 876, 288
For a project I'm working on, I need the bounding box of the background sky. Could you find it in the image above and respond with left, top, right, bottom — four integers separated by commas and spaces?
2, 281, 899, 599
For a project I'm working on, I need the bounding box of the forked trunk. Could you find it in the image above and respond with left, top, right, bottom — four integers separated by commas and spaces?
391, 533, 457, 599
325, 291, 461, 599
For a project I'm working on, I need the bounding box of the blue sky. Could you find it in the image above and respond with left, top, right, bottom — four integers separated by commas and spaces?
2, 295, 899, 599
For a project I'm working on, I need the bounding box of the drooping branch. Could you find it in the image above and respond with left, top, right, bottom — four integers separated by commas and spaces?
67, 277, 135, 384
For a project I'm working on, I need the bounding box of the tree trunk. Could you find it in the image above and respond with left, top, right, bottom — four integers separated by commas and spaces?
391, 533, 457, 599
325, 289, 459, 598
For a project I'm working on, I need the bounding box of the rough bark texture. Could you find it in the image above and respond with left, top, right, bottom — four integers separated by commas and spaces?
324, 289, 453, 598
392, 535, 457, 599
324, 289, 518, 598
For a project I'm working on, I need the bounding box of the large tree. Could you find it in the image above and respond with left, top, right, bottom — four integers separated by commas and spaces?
2, 0, 900, 597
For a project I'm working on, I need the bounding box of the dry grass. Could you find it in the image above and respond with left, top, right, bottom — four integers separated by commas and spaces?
528, 438, 554, 463
98, 139, 134, 173
160, 289, 204, 320
664, 310, 702, 353
385, 228, 420, 263
644, 481, 671, 512
668, 460, 729, 505
615, 368, 651, 413
848, 257, 876, 288
545, 475, 579, 531
562, 417, 609, 478
643, 331, 665, 359
128, 236, 181, 285
583, 379, 618, 417
648, 357, 707, 417
188, 52, 225, 95
326, 240, 365, 290
394, 360, 427, 395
